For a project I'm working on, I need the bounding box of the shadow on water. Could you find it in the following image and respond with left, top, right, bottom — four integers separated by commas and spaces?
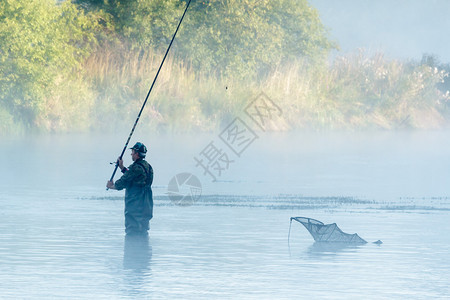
123, 234, 152, 272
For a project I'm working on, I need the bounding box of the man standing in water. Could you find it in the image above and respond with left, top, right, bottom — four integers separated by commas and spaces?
107, 142, 153, 235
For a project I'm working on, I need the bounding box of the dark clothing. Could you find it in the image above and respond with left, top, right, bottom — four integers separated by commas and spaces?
115, 158, 153, 235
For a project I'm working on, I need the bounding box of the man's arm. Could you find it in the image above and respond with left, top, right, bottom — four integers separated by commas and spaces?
118, 158, 128, 173
111, 163, 140, 190
106, 158, 129, 190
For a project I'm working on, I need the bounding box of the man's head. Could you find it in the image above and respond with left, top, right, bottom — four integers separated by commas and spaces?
130, 142, 147, 161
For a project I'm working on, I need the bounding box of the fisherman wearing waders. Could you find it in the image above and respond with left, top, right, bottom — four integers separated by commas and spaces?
107, 142, 153, 235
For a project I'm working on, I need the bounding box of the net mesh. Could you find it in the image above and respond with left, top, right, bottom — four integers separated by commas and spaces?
291, 217, 367, 243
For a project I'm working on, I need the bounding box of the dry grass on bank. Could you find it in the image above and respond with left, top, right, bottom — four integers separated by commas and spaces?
11, 48, 448, 135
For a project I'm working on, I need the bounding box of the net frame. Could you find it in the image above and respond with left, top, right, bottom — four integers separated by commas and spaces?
289, 217, 367, 244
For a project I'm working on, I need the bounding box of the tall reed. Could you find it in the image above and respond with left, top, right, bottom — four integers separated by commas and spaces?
32, 48, 450, 133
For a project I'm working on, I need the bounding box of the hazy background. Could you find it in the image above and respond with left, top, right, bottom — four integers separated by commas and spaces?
310, 0, 450, 62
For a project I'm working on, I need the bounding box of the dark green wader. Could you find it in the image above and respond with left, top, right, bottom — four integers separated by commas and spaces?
115, 159, 153, 235
124, 183, 153, 234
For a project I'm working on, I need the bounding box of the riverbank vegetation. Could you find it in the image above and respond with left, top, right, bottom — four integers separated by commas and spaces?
1, 0, 449, 135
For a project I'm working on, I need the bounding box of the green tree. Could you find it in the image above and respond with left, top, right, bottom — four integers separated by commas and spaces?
76, 0, 334, 78
179, 0, 335, 77
0, 0, 96, 129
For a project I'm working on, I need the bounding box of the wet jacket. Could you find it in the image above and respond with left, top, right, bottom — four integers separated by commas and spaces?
115, 158, 153, 234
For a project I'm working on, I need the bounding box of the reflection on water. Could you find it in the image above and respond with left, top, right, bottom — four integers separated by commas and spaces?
307, 242, 364, 257
288, 241, 365, 260
122, 234, 152, 298
123, 234, 152, 272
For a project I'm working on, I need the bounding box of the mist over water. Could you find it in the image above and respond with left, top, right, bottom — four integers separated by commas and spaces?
3, 131, 450, 200
1, 131, 450, 298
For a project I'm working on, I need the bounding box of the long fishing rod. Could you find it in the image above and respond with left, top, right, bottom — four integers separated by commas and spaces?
107, 0, 192, 189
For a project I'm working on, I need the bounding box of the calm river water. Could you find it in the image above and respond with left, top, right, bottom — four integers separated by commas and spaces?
1, 131, 449, 299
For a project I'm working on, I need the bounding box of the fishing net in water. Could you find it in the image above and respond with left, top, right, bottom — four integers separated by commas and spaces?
289, 217, 367, 244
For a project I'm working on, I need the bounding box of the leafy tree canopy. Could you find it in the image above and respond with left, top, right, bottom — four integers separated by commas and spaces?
76, 0, 335, 78
0, 0, 97, 127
